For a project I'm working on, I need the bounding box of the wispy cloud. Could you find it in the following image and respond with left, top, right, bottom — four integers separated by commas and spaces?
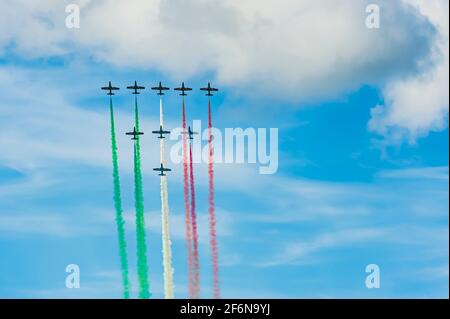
259, 227, 389, 267
259, 225, 449, 267
0, 209, 113, 238
377, 166, 449, 180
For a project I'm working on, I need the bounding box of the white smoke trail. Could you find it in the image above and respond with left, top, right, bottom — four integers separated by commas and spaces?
159, 98, 174, 299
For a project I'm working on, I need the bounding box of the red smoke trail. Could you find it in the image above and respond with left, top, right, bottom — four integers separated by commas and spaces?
182, 98, 194, 298
207, 98, 220, 299
189, 143, 200, 298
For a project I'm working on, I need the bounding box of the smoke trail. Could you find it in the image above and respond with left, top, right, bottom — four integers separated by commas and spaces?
133, 97, 151, 299
159, 98, 175, 298
109, 97, 131, 299
207, 98, 220, 299
182, 98, 194, 298
189, 143, 200, 298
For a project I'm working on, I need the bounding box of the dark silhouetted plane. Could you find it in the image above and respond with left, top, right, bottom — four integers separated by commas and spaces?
101, 81, 120, 95
187, 126, 198, 140
127, 81, 145, 94
152, 125, 170, 139
153, 163, 171, 176
200, 82, 218, 96
151, 82, 170, 95
126, 127, 144, 140
174, 82, 192, 96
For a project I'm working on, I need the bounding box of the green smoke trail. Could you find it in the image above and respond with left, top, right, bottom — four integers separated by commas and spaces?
133, 96, 151, 299
109, 98, 131, 299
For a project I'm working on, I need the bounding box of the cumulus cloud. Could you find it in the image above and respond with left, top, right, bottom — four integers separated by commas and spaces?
0, 0, 68, 57
369, 0, 449, 143
0, 1, 435, 97
0, 0, 446, 143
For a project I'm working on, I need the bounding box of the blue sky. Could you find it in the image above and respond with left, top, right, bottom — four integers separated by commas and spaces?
0, 0, 448, 298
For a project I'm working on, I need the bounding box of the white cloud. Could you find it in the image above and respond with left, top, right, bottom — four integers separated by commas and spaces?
78, 0, 436, 102
0, 1, 435, 100
0, 0, 68, 57
369, 0, 449, 143
0, 0, 446, 143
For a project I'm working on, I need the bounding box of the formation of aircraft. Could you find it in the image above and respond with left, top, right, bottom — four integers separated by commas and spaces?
126, 127, 144, 140
101, 81, 120, 96
103, 81, 217, 96
103, 81, 219, 177
127, 81, 145, 94
152, 125, 171, 139
151, 82, 170, 95
153, 163, 172, 176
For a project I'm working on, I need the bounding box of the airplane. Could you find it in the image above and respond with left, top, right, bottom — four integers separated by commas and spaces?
152, 125, 170, 139
174, 82, 192, 96
126, 81, 145, 94
101, 81, 120, 95
200, 82, 218, 96
153, 163, 172, 176
151, 82, 170, 95
187, 126, 198, 140
126, 127, 144, 140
